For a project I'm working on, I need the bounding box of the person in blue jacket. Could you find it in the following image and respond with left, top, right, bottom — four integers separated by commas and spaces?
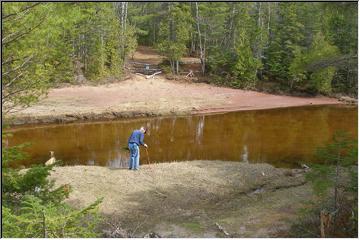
128, 126, 148, 170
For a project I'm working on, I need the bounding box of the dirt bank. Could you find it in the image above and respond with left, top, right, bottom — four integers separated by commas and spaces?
50, 160, 314, 237
6, 73, 341, 126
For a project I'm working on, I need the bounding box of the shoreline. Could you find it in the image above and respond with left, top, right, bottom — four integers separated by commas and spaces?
4, 74, 346, 127
5, 102, 344, 128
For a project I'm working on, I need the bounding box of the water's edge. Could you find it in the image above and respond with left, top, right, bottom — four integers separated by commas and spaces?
3, 102, 348, 127
6, 102, 344, 129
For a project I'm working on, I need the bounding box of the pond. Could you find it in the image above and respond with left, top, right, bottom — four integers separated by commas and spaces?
7, 105, 357, 169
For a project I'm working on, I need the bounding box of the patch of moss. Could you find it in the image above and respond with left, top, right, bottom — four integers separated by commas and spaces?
181, 221, 203, 233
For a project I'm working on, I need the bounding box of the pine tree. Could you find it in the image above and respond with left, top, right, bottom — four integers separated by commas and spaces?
289, 32, 339, 93
306, 132, 357, 211
2, 130, 103, 237
157, 3, 192, 74
266, 3, 305, 85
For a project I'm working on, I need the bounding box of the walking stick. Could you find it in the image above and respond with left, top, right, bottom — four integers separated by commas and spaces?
145, 148, 151, 165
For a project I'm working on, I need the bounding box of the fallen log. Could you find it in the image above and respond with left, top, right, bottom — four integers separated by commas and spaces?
215, 222, 230, 236
146, 71, 162, 79
186, 70, 194, 78
135, 73, 147, 77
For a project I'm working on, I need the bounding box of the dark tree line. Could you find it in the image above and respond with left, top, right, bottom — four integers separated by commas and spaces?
130, 2, 357, 95
2, 2, 357, 115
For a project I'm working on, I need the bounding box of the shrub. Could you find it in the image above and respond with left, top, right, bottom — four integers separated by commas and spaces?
2, 130, 103, 237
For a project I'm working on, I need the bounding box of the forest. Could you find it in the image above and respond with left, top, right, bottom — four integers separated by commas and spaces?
2, 2, 358, 113
2, 2, 358, 238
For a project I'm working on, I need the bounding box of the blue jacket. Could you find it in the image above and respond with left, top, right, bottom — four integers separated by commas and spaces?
128, 130, 145, 146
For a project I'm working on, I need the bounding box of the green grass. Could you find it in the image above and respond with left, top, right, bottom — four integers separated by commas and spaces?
181, 221, 203, 233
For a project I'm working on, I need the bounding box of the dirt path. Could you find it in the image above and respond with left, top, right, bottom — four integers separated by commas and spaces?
129, 46, 200, 65
50, 161, 312, 237
6, 46, 341, 125
6, 74, 340, 125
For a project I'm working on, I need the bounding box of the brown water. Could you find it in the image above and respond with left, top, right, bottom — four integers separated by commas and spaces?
7, 105, 357, 168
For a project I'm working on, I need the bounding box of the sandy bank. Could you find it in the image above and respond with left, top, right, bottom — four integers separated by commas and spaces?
6, 74, 341, 126
50, 160, 313, 237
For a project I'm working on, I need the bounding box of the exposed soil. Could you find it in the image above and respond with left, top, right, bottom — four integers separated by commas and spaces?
129, 46, 164, 65
49, 160, 313, 237
129, 46, 200, 65
5, 46, 341, 126
6, 74, 341, 126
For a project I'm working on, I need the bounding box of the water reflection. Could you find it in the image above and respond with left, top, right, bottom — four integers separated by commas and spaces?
195, 115, 205, 145
242, 145, 249, 163
107, 152, 129, 169
8, 105, 357, 168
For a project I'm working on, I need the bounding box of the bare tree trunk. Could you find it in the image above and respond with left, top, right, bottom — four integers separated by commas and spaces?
170, 60, 175, 74
195, 2, 205, 75
258, 2, 262, 44
203, 31, 206, 74
124, 2, 128, 34
121, 2, 126, 62
255, 2, 263, 58
320, 211, 327, 238
320, 209, 332, 238
256, 2, 263, 79
231, 3, 236, 49
267, 3, 271, 37
190, 32, 196, 55
115, 2, 127, 63
123, 2, 128, 65
334, 152, 340, 211
153, 21, 156, 44
100, 30, 105, 73
168, 3, 175, 42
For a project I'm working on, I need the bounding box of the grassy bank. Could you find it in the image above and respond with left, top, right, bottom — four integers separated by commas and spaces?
50, 160, 313, 237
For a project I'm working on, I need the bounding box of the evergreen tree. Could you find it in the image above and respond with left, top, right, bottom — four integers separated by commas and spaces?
157, 3, 192, 74
2, 131, 103, 237
289, 32, 339, 94
266, 3, 305, 85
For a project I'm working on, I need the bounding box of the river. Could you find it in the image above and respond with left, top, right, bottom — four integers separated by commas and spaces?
7, 105, 357, 168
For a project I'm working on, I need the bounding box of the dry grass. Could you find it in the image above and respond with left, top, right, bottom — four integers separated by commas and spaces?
50, 160, 314, 237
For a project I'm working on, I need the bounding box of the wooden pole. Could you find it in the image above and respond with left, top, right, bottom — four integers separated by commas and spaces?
145, 148, 151, 165
320, 210, 331, 238
42, 210, 48, 238
320, 211, 325, 238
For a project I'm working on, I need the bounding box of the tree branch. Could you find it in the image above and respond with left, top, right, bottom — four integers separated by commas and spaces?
2, 3, 41, 20
2, 56, 20, 66
305, 55, 357, 72
3, 72, 24, 88
2, 16, 46, 46
3, 79, 41, 100
2, 55, 33, 77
